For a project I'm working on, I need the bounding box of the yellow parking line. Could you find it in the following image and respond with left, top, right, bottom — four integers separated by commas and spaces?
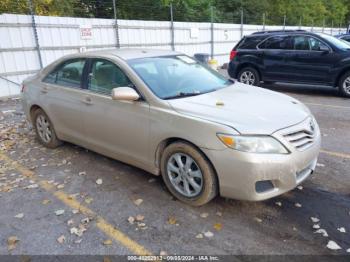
320, 149, 350, 159
0, 152, 152, 256
305, 102, 350, 110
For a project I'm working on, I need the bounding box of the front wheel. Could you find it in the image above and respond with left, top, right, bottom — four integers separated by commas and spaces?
339, 71, 350, 98
160, 142, 218, 206
237, 67, 260, 86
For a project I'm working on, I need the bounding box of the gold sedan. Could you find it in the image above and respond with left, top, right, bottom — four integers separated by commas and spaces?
22, 49, 321, 206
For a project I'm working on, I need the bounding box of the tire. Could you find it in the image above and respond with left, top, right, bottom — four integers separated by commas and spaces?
32, 108, 62, 148
237, 67, 260, 86
338, 71, 350, 98
160, 142, 218, 206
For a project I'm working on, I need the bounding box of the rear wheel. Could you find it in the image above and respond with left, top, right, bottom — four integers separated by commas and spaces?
32, 108, 62, 148
339, 71, 350, 98
160, 142, 218, 206
237, 67, 260, 86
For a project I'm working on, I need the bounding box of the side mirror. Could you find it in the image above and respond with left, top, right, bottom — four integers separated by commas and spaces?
111, 87, 140, 101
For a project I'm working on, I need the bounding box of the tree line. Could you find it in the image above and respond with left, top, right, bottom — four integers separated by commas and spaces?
1, 0, 349, 27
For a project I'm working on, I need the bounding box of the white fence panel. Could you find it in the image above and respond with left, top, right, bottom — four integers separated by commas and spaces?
0, 13, 348, 97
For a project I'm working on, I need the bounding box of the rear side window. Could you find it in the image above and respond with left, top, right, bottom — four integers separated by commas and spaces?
44, 59, 85, 88
259, 35, 290, 50
236, 36, 262, 49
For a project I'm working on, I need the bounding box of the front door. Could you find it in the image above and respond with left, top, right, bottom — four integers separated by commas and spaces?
81, 58, 151, 168
285, 35, 335, 84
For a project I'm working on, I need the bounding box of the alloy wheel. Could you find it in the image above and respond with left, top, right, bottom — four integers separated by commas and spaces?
240, 71, 255, 85
167, 153, 203, 197
343, 76, 350, 95
36, 114, 52, 143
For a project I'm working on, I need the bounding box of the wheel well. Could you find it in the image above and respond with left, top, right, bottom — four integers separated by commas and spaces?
155, 138, 219, 190
29, 105, 42, 122
236, 63, 261, 80
335, 68, 350, 87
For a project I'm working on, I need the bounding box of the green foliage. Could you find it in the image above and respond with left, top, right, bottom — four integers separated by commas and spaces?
0, 0, 349, 27
0, 0, 75, 16
0, 0, 28, 14
264, 0, 347, 26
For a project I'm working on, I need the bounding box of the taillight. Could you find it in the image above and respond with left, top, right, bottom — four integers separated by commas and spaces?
230, 50, 238, 61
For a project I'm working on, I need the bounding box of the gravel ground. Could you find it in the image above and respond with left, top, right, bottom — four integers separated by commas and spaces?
0, 81, 349, 257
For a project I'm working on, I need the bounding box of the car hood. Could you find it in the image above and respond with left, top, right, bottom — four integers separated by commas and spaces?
167, 83, 310, 135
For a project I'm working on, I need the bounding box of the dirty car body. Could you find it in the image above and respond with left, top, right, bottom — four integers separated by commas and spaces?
21, 49, 321, 205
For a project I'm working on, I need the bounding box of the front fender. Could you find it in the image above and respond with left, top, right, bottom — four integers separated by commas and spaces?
332, 57, 350, 86
149, 106, 236, 152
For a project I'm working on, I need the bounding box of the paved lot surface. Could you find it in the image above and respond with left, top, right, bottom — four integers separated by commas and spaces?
0, 81, 349, 256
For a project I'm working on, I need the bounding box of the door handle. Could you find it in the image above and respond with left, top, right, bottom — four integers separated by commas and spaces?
81, 96, 93, 105
41, 87, 49, 94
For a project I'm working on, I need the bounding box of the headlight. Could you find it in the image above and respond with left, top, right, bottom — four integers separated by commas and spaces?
217, 134, 289, 154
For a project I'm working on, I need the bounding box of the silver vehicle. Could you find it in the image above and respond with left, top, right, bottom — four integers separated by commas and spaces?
22, 49, 321, 206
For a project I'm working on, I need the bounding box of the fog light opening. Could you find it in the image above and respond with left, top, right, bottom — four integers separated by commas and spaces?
255, 180, 275, 193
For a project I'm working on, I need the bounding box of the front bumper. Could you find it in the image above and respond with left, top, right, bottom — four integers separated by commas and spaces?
202, 119, 321, 201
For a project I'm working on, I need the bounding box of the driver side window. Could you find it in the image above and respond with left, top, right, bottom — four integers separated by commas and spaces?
292, 36, 329, 51
88, 59, 133, 95
309, 37, 329, 51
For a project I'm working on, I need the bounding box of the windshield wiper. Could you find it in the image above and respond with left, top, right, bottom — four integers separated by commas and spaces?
163, 92, 202, 100
163, 89, 217, 100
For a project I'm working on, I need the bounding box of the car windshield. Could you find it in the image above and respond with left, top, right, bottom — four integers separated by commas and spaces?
318, 33, 350, 50
128, 55, 232, 99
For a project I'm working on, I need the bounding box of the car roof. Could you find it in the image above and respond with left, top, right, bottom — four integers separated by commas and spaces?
248, 30, 321, 38
62, 48, 181, 61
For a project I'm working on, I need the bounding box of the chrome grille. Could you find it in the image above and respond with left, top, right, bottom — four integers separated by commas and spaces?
283, 121, 315, 151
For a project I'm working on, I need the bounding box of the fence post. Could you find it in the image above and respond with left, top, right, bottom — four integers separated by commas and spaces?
262, 13, 265, 31
28, 0, 43, 69
322, 19, 325, 32
331, 20, 333, 35
112, 0, 120, 48
299, 16, 302, 29
240, 8, 243, 38
283, 15, 286, 30
210, 6, 214, 59
170, 4, 175, 51
339, 23, 341, 34
311, 19, 314, 32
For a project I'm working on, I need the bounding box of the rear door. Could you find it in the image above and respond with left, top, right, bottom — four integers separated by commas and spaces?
258, 35, 292, 81
41, 58, 88, 144
285, 35, 335, 84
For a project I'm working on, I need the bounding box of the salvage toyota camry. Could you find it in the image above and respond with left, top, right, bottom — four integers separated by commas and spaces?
22, 49, 321, 206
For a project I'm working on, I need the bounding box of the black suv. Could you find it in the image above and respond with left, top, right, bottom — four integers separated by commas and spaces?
228, 30, 350, 97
